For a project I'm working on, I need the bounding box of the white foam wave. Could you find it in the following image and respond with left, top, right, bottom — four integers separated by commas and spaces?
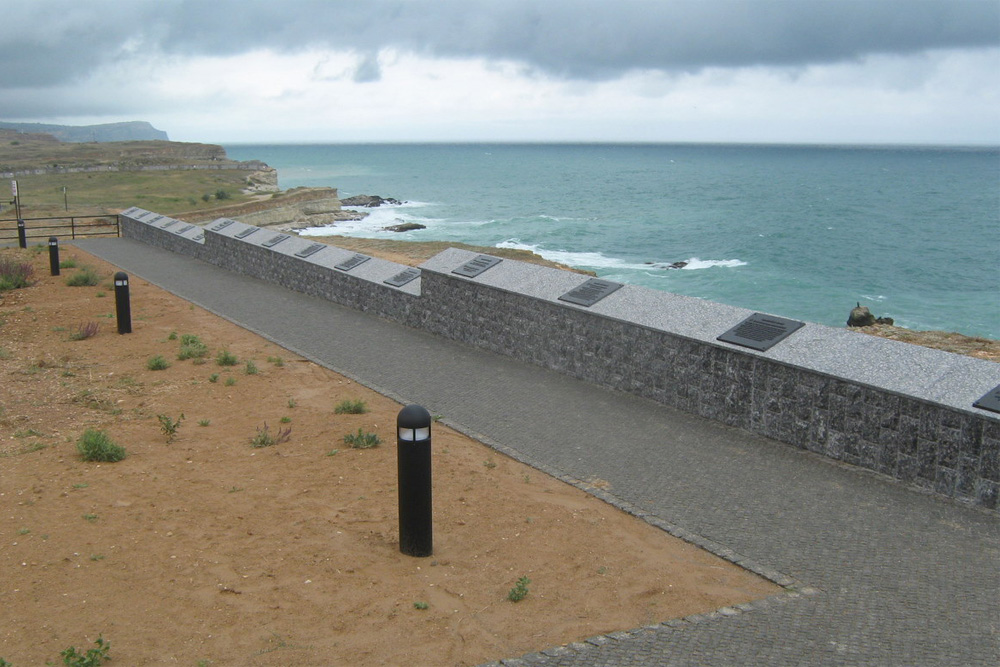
679, 258, 748, 270
297, 204, 442, 237
496, 239, 648, 270
496, 241, 747, 273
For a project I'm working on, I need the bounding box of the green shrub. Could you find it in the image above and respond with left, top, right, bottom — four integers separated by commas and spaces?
65, 267, 101, 287
146, 355, 170, 371
507, 576, 531, 602
0, 257, 34, 291
60, 635, 111, 666
344, 428, 381, 449
251, 423, 291, 448
59, 258, 77, 269
77, 429, 126, 462
244, 360, 258, 375
177, 334, 208, 360
216, 349, 239, 366
335, 399, 368, 415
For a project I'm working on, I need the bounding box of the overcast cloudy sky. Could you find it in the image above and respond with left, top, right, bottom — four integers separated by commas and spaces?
1, 0, 998, 144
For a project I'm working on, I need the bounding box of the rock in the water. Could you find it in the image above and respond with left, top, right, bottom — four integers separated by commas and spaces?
340, 194, 402, 208
848, 303, 877, 327
383, 222, 426, 232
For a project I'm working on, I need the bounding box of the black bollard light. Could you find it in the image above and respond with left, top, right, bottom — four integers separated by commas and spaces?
48, 237, 60, 276
397, 404, 433, 557
113, 271, 132, 334
17, 219, 26, 249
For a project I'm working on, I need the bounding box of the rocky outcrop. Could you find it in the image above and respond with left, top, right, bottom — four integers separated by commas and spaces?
848, 303, 894, 327
340, 195, 403, 207
383, 222, 426, 232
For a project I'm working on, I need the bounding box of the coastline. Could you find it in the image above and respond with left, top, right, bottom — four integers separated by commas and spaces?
178, 185, 999, 363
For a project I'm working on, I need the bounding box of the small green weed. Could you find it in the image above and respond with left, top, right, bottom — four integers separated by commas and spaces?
76, 429, 126, 463
244, 359, 258, 375
146, 355, 170, 371
65, 267, 101, 287
157, 413, 185, 442
344, 428, 381, 449
287, 398, 297, 409
83, 513, 99, 523
216, 349, 239, 366
413, 601, 429, 610
483, 460, 497, 469
279, 416, 291, 424
224, 376, 236, 386
508, 575, 531, 602
59, 258, 77, 269
250, 423, 291, 448
335, 398, 368, 414
267, 356, 284, 367
198, 419, 211, 427
208, 373, 219, 383
60, 635, 111, 666
178, 334, 209, 360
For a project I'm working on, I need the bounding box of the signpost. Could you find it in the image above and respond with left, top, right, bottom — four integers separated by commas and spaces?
11, 180, 21, 219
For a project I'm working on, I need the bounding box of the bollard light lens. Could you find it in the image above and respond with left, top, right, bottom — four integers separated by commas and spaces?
115, 280, 126, 286
398, 426, 430, 441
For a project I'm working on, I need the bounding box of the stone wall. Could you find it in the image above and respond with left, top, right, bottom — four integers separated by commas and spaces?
120, 208, 1000, 510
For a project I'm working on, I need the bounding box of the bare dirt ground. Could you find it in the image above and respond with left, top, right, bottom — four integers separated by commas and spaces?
0, 246, 779, 666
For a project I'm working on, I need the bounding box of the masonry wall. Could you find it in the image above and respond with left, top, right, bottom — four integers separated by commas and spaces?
119, 209, 1000, 510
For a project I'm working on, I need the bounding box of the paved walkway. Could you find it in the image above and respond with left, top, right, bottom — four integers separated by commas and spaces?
74, 239, 999, 666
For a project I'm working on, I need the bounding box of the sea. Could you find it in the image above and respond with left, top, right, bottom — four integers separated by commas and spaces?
223, 143, 1000, 340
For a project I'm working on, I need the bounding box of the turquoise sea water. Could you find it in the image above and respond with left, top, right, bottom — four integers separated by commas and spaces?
224, 143, 1000, 339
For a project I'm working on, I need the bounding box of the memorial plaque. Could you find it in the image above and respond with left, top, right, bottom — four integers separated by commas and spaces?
973, 384, 1000, 414
174, 224, 195, 235
717, 313, 805, 352
159, 219, 179, 229
122, 207, 140, 216
385, 267, 421, 287
335, 253, 371, 271
294, 243, 326, 258
150, 215, 165, 224
210, 219, 236, 232
235, 227, 259, 239
262, 233, 290, 248
193, 233, 205, 242
137, 211, 155, 220
558, 278, 624, 307
453, 255, 501, 278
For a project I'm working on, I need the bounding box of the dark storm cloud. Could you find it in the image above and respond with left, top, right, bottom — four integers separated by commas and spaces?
1, 0, 997, 89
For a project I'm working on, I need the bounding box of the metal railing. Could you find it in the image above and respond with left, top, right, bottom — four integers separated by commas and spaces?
0, 215, 120, 243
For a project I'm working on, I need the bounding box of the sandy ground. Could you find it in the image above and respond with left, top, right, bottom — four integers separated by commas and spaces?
0, 246, 779, 666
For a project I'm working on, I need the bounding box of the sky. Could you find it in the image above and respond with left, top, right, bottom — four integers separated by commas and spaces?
1, 0, 998, 145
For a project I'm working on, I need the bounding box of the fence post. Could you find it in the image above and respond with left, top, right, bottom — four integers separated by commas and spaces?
71, 217, 76, 239
17, 219, 26, 248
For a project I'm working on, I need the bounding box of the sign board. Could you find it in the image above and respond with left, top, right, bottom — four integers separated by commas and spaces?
385, 267, 421, 287
294, 243, 326, 258
11, 180, 17, 197
335, 253, 371, 271
558, 278, 624, 307
717, 313, 805, 352
973, 385, 1000, 414
453, 255, 501, 278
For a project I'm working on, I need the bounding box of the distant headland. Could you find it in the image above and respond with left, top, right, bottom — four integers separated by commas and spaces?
0, 120, 168, 143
